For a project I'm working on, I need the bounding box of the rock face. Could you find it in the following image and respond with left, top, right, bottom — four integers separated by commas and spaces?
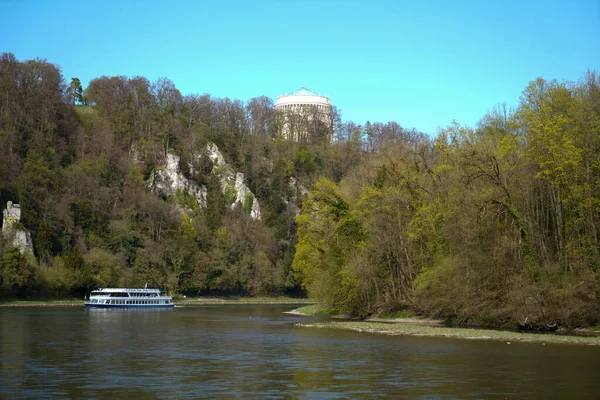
152, 144, 261, 220
232, 172, 261, 220
153, 153, 208, 209
285, 177, 308, 216
206, 144, 261, 220
2, 201, 34, 254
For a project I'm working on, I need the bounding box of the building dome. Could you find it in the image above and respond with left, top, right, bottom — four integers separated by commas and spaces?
275, 87, 334, 142
275, 87, 332, 108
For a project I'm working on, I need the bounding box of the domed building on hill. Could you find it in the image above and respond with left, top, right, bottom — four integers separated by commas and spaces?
274, 87, 334, 143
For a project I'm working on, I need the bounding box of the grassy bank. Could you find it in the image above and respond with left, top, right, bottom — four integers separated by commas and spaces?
295, 321, 600, 346
176, 296, 313, 306
290, 305, 442, 324
0, 296, 312, 307
285, 304, 336, 316
0, 300, 84, 307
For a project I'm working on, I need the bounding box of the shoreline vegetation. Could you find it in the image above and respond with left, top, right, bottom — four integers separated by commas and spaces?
0, 297, 313, 307
288, 306, 600, 345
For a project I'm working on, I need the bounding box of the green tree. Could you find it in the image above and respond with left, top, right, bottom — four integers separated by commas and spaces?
67, 77, 85, 105
1, 246, 37, 296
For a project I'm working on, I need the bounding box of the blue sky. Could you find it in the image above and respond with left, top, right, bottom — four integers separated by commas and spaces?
1, 0, 599, 135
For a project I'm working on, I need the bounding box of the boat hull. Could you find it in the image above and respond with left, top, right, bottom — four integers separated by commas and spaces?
85, 303, 174, 309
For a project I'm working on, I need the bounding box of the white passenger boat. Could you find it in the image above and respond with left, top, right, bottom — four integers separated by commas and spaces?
85, 287, 175, 308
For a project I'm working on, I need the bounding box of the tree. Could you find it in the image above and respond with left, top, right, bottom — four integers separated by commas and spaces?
67, 77, 85, 105
1, 246, 37, 296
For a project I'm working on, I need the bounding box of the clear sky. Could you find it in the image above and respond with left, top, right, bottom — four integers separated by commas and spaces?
1, 0, 599, 135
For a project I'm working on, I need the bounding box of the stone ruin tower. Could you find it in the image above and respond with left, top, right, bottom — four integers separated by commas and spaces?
2, 201, 34, 254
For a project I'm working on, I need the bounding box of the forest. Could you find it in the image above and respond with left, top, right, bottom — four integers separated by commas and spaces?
1, 53, 599, 328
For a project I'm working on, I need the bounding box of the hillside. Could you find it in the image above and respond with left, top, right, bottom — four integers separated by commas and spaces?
0, 53, 345, 298
1, 53, 600, 329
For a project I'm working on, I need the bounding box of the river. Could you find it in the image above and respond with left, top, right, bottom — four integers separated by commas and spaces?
1, 304, 599, 399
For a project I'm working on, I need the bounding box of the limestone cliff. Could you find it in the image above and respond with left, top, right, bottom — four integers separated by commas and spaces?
152, 144, 261, 220
206, 144, 261, 220
152, 153, 208, 209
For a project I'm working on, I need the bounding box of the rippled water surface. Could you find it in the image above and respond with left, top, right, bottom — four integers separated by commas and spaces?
1, 305, 600, 399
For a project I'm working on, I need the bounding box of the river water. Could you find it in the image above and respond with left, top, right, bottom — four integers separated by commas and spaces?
1, 304, 599, 399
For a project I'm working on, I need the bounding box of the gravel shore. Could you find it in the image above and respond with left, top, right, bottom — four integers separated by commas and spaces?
295, 320, 600, 346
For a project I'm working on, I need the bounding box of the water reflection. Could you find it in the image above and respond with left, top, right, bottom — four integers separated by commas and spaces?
1, 305, 600, 399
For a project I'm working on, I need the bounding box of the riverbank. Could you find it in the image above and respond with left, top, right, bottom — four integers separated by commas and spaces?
295, 321, 600, 345
290, 305, 600, 345
0, 296, 313, 307
0, 299, 84, 307
176, 297, 313, 306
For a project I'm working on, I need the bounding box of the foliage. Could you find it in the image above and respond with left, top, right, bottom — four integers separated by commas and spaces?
292, 73, 600, 327
1, 52, 599, 329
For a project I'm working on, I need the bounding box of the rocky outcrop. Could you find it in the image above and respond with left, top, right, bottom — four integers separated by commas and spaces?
152, 153, 208, 209
285, 176, 308, 216
152, 144, 261, 220
205, 144, 261, 220
2, 201, 34, 255
232, 172, 261, 220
